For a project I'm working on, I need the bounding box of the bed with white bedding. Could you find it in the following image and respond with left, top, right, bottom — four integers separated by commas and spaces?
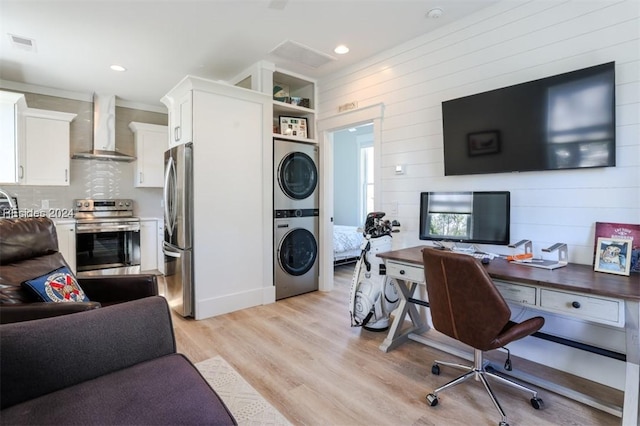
334, 225, 363, 265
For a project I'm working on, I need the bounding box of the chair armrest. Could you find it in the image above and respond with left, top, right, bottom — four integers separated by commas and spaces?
0, 301, 101, 324
79, 274, 158, 305
0, 296, 176, 409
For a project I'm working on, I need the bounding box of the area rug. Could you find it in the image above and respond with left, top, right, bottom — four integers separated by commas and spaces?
196, 356, 292, 426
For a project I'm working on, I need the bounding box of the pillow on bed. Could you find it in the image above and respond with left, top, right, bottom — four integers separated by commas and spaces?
22, 266, 90, 303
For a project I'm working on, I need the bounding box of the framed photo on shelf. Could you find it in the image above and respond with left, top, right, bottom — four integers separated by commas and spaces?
593, 222, 639, 274
279, 116, 308, 139
594, 237, 632, 276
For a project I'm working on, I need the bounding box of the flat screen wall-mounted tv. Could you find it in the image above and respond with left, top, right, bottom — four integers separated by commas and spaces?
442, 62, 616, 176
419, 191, 510, 245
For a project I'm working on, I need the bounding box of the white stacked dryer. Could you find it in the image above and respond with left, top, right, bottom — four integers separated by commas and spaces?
274, 139, 319, 300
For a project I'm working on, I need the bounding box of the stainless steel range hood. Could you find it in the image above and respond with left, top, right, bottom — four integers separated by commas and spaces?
72, 94, 136, 162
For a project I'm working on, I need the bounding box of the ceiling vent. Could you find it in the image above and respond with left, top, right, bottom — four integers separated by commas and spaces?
267, 0, 288, 10
8, 34, 36, 52
269, 40, 336, 68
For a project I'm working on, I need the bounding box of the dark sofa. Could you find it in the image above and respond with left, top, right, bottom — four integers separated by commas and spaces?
0, 217, 158, 323
0, 296, 237, 425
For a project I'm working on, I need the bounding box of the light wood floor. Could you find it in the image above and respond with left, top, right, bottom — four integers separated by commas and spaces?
170, 264, 619, 426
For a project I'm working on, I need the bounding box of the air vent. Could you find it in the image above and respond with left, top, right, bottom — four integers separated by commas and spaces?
269, 40, 335, 68
267, 0, 288, 10
8, 34, 36, 52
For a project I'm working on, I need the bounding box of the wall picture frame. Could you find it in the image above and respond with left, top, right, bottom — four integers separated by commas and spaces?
594, 237, 632, 276
279, 116, 308, 139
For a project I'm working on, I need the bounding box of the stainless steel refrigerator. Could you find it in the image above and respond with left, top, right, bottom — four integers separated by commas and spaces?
163, 142, 193, 317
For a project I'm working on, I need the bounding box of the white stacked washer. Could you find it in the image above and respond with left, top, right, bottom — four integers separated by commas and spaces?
273, 139, 319, 300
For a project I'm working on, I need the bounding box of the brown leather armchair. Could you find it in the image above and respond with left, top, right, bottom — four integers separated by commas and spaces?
421, 248, 545, 426
0, 217, 158, 324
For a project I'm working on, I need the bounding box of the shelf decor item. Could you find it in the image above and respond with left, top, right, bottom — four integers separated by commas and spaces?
594, 237, 632, 276
290, 97, 310, 108
273, 84, 290, 103
279, 116, 308, 138
593, 222, 639, 273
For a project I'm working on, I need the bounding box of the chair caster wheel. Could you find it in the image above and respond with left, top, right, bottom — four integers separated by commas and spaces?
426, 393, 438, 407
431, 364, 440, 375
531, 397, 544, 410
498, 421, 509, 426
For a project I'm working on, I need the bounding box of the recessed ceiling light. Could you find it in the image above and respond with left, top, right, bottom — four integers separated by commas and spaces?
110, 64, 126, 72
334, 45, 349, 55
426, 8, 444, 19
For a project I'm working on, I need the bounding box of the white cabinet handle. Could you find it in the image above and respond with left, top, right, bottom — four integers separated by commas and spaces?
65, 169, 68, 182
139, 172, 144, 183
174, 126, 181, 142
19, 166, 24, 179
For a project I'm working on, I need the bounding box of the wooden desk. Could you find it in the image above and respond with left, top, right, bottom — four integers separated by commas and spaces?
378, 245, 640, 426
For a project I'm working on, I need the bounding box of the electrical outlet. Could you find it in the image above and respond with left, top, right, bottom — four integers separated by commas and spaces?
390, 201, 398, 215
41, 199, 49, 209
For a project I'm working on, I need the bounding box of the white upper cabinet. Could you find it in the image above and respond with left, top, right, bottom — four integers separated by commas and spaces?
0, 91, 26, 184
22, 108, 76, 186
161, 88, 192, 147
129, 122, 167, 188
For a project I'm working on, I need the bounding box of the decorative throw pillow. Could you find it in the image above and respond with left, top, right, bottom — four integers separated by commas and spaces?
22, 266, 90, 303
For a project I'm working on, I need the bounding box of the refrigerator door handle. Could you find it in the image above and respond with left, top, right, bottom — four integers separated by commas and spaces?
163, 242, 182, 258
163, 156, 176, 237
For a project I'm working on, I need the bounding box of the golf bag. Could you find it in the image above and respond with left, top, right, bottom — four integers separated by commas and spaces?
349, 212, 399, 331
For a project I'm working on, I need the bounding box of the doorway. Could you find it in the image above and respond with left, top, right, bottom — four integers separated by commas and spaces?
317, 103, 384, 293
333, 122, 374, 228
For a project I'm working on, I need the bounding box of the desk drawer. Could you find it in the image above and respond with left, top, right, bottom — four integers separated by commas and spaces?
494, 280, 536, 305
385, 261, 425, 283
540, 289, 622, 325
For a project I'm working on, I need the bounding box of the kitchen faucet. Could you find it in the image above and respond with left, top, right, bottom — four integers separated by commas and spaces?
0, 187, 16, 209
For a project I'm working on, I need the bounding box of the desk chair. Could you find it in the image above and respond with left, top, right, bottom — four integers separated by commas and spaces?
421, 248, 545, 426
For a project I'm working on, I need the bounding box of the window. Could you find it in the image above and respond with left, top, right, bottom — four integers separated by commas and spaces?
360, 144, 374, 222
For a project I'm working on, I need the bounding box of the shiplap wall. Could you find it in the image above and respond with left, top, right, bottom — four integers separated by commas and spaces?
318, 0, 639, 265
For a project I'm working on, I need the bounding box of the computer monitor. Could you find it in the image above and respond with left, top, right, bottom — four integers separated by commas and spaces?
419, 191, 510, 245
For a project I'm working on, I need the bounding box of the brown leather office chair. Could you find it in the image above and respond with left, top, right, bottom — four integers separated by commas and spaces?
422, 248, 545, 426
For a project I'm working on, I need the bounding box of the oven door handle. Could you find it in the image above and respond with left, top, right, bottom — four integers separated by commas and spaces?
162, 242, 181, 258
76, 224, 141, 233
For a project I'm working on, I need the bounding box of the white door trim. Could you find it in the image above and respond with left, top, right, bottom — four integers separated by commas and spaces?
317, 103, 384, 292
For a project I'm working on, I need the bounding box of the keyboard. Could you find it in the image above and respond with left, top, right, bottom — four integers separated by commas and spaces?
456, 250, 496, 260
446, 245, 497, 260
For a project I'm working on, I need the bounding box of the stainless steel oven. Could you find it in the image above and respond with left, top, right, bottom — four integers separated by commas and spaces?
74, 199, 141, 276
